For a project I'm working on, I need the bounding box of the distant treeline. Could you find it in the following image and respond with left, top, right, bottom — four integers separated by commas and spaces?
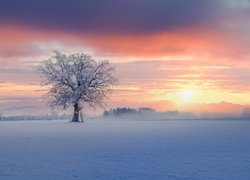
0, 114, 71, 121
103, 107, 196, 120
103, 107, 250, 120
103, 107, 156, 117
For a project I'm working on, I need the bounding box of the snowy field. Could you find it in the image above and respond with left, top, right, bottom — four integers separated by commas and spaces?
0, 119, 250, 180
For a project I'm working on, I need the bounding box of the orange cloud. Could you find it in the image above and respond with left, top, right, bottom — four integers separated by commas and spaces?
0, 23, 250, 65
81, 27, 250, 65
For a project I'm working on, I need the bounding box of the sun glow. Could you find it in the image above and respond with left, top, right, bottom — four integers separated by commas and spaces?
177, 90, 196, 101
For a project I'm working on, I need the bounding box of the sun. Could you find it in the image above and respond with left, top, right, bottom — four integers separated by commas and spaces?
177, 90, 196, 101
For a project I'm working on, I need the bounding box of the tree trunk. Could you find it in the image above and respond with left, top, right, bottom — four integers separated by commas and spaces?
72, 102, 80, 122
80, 109, 84, 123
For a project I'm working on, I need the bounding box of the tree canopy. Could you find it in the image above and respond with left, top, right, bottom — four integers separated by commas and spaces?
38, 51, 117, 122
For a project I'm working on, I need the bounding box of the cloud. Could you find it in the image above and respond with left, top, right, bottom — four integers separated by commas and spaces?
0, 44, 45, 58
0, 0, 249, 62
0, 0, 222, 34
111, 60, 250, 104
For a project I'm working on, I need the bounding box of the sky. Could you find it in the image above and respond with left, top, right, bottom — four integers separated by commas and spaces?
1, 0, 250, 115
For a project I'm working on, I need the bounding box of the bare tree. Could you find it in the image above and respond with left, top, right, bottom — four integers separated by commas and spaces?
38, 51, 117, 122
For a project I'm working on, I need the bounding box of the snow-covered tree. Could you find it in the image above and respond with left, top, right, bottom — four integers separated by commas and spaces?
38, 51, 117, 122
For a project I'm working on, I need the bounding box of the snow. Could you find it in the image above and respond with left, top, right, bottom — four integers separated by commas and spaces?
0, 119, 250, 179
